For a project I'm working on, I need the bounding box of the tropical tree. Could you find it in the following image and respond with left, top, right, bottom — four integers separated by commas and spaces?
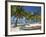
11, 5, 32, 27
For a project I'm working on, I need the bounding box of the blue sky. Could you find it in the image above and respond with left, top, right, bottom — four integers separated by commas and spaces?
23, 6, 41, 13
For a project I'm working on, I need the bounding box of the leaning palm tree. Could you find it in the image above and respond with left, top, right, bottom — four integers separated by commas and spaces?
15, 6, 25, 27
11, 5, 28, 27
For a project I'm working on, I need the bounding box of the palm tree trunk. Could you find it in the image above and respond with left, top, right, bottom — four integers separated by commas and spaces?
15, 17, 18, 27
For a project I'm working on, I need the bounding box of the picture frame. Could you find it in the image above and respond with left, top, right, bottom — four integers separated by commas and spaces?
5, 1, 45, 36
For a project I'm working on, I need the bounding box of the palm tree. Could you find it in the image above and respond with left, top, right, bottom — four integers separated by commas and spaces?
11, 6, 27, 27
17, 6, 24, 26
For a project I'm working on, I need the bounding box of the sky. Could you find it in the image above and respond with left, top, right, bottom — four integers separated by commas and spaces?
23, 6, 41, 13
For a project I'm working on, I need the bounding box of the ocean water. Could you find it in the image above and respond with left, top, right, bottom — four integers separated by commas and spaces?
11, 16, 41, 25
